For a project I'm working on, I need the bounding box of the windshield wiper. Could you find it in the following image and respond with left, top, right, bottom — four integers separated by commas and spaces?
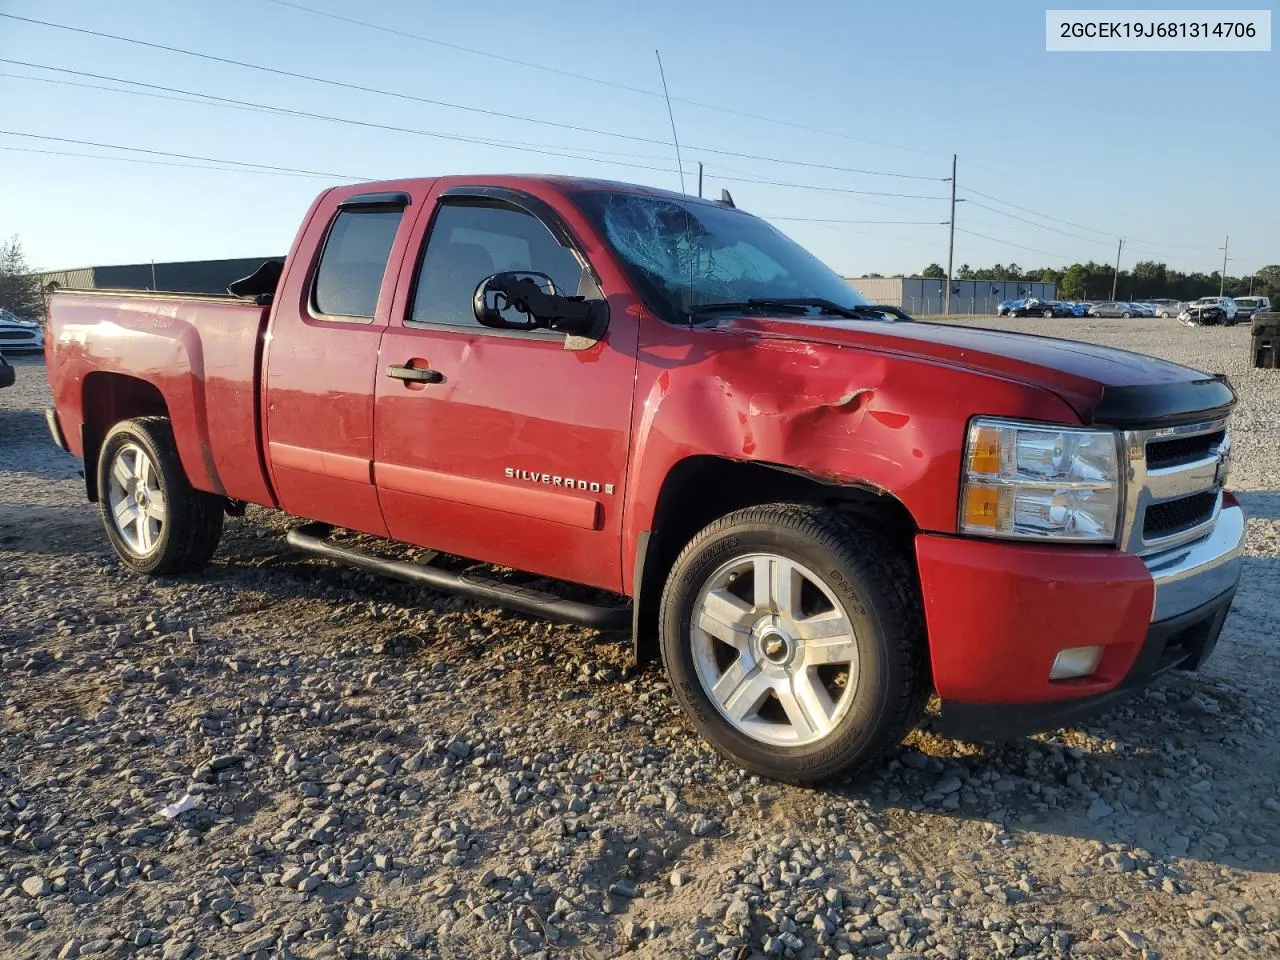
688, 298, 871, 320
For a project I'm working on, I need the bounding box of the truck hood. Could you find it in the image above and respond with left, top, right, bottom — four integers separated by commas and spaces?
724, 316, 1235, 427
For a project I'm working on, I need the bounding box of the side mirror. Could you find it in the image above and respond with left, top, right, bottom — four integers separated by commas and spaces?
472, 271, 604, 338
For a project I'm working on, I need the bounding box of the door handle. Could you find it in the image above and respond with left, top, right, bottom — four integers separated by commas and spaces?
387, 364, 444, 384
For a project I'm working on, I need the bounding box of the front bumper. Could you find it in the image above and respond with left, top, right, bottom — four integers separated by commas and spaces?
916, 502, 1245, 739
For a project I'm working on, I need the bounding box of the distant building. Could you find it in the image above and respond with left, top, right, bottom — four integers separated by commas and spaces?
40, 257, 282, 297
847, 276, 1058, 315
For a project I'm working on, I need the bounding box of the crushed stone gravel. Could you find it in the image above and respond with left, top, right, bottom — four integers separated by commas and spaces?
1, 316, 1277, 960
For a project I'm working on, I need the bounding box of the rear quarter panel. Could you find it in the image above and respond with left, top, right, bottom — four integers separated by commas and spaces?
47, 291, 274, 505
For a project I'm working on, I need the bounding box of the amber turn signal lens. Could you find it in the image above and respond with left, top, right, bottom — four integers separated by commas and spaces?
963, 484, 1003, 529
967, 425, 1004, 475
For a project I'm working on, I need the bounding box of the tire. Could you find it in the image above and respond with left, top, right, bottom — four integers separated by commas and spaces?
1042, 309, 1053, 318
97, 417, 224, 575
658, 504, 927, 784
1121, 312, 1131, 319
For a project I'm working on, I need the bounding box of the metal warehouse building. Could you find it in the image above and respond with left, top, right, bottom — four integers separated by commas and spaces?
40, 257, 282, 296
847, 277, 1058, 315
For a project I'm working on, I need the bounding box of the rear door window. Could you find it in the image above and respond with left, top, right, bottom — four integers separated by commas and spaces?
312, 208, 404, 319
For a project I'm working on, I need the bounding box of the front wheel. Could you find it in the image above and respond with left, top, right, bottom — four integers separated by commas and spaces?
658, 504, 927, 784
97, 417, 224, 574
1042, 309, 1054, 318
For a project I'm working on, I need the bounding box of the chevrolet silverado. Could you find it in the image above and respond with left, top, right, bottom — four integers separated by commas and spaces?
44, 175, 1245, 782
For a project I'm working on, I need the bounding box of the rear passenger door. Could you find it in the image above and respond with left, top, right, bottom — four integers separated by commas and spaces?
372, 186, 640, 592
263, 186, 430, 535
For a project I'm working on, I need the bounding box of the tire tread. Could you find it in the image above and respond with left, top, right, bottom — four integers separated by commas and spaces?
97, 417, 223, 575
659, 503, 929, 784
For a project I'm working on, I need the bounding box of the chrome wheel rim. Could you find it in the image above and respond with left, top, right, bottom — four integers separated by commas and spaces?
107, 443, 166, 556
690, 553, 859, 747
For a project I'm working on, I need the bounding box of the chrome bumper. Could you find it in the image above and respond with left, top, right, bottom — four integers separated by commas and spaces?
1145, 504, 1245, 622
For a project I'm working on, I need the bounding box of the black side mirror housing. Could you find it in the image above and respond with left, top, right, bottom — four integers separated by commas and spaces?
472, 272, 605, 338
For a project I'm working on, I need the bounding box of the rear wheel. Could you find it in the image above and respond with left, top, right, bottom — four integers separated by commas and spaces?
1042, 308, 1054, 318
97, 417, 224, 574
659, 504, 927, 784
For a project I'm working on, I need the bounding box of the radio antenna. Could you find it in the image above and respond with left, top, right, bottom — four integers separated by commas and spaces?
654, 50, 686, 194
654, 49, 696, 322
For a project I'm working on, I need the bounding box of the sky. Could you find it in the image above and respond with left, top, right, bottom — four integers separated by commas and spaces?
0, 0, 1275, 278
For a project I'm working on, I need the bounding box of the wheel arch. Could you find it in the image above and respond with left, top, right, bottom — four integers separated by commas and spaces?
631, 455, 920, 665
81, 373, 169, 502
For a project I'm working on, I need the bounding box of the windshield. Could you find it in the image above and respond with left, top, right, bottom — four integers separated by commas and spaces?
571, 190, 870, 322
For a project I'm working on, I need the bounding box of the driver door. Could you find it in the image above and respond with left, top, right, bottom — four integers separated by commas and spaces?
372, 187, 640, 592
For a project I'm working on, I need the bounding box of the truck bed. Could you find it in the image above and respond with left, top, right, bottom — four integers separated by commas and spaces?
45, 289, 275, 507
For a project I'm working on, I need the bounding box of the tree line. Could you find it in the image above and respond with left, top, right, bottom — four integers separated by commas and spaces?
909, 260, 1280, 303
0, 236, 44, 320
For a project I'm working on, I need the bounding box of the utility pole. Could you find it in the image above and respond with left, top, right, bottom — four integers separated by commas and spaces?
697, 162, 703, 199
1111, 238, 1124, 300
1219, 235, 1229, 296
150, 260, 158, 292
944, 153, 957, 315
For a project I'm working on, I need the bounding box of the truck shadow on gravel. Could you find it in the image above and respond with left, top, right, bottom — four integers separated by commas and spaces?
202, 530, 1280, 880
1235, 490, 1280, 521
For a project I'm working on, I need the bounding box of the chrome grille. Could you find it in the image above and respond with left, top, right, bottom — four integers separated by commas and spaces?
1119, 417, 1229, 555
1143, 491, 1217, 539
1146, 430, 1225, 468
0, 330, 36, 341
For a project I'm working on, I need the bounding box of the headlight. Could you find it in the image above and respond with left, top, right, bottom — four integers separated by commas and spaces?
960, 417, 1121, 542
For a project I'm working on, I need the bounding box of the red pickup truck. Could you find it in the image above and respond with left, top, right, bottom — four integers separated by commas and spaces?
44, 175, 1245, 783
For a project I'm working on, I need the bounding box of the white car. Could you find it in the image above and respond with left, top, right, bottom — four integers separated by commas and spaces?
1233, 296, 1272, 321
0, 309, 44, 353
1179, 297, 1238, 326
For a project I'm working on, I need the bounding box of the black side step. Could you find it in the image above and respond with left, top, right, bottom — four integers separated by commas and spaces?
285, 523, 631, 631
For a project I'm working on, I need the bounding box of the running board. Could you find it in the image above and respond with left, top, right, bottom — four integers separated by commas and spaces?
285, 523, 631, 631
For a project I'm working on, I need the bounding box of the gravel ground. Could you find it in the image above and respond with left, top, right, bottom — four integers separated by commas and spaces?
0, 316, 1277, 960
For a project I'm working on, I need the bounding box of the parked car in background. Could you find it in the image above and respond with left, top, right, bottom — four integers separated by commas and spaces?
1062, 302, 1089, 317
0, 352, 13, 390
0, 310, 45, 353
1147, 299, 1184, 318
1233, 296, 1271, 320
1089, 301, 1136, 318
1182, 297, 1238, 326
1130, 302, 1157, 318
995, 298, 1025, 316
1008, 298, 1068, 318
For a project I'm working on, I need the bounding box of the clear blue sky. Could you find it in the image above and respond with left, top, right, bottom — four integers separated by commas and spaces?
0, 0, 1274, 277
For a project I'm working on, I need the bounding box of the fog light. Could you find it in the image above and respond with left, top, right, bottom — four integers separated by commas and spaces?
1049, 645, 1103, 681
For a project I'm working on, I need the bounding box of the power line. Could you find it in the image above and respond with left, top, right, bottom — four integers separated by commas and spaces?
0, 64, 694, 178
0, 142, 334, 178
0, 66, 691, 168
261, 0, 945, 159
0, 15, 942, 181
705, 171, 947, 201
961, 184, 1211, 253
762, 217, 946, 224
262, 0, 658, 98
953, 227, 1084, 262
960, 198, 1115, 249
0, 62, 947, 201
0, 130, 369, 180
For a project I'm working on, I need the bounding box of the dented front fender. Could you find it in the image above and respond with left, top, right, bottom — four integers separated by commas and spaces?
620, 322, 1082, 587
